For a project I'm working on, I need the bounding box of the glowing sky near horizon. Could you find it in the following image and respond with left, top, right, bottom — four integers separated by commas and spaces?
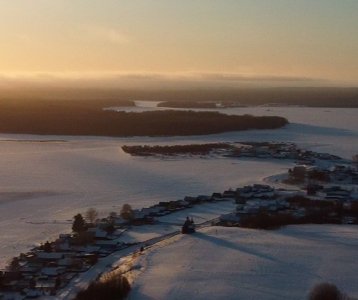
0, 0, 358, 85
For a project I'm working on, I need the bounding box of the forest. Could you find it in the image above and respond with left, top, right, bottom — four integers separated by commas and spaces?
0, 99, 288, 137
122, 143, 234, 156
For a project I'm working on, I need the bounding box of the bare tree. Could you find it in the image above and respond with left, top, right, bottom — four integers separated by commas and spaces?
7, 257, 20, 272
109, 211, 117, 219
308, 282, 349, 300
120, 204, 134, 221
85, 208, 99, 224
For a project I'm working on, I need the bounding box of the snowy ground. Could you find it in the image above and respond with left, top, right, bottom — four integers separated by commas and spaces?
0, 140, 289, 268
51, 201, 235, 300
121, 201, 236, 244
129, 225, 358, 300
0, 106, 357, 268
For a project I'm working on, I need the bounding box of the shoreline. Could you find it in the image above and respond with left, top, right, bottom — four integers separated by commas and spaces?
0, 108, 357, 298
2, 156, 356, 299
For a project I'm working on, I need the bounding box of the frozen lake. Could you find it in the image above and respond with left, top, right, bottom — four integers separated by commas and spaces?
0, 106, 357, 268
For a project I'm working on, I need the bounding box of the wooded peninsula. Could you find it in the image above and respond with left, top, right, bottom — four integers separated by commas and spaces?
0, 99, 288, 137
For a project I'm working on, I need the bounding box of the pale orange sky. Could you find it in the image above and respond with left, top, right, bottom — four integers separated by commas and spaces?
1, 0, 358, 87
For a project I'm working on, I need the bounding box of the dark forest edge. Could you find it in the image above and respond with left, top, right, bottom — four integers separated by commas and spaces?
122, 143, 234, 156
74, 273, 131, 300
158, 101, 217, 108
157, 101, 244, 109
1, 86, 358, 107
0, 99, 288, 137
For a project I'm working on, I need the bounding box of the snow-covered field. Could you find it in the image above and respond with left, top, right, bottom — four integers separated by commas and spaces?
53, 201, 237, 300
0, 106, 357, 268
130, 225, 358, 300
120, 201, 236, 244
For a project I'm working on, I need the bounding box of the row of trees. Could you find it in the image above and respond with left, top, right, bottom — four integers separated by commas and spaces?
75, 273, 130, 300
122, 143, 232, 156
72, 204, 135, 234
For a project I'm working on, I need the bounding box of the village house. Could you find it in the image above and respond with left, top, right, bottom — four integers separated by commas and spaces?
1, 159, 356, 299
219, 213, 241, 226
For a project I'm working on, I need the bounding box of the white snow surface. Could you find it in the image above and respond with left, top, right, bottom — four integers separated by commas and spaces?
130, 225, 358, 300
0, 106, 357, 268
121, 201, 235, 244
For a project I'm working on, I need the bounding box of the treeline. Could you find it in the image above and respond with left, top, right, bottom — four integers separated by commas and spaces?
158, 100, 248, 109
153, 87, 358, 107
158, 101, 218, 108
75, 273, 130, 300
0, 99, 288, 137
238, 196, 357, 230
2, 87, 358, 107
122, 143, 233, 156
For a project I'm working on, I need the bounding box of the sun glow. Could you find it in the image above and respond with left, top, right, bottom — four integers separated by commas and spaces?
0, 0, 357, 86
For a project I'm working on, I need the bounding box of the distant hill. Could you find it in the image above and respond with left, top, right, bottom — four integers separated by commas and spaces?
150, 87, 358, 107
1, 86, 357, 107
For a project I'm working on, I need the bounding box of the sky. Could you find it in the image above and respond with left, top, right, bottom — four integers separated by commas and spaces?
0, 0, 358, 87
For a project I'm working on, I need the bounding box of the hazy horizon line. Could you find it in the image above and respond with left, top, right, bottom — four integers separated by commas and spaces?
1, 72, 357, 89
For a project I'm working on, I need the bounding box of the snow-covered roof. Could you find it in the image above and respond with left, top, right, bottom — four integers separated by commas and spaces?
58, 258, 74, 266
36, 252, 64, 260
220, 213, 240, 223
87, 227, 108, 238
41, 267, 64, 276
95, 240, 122, 246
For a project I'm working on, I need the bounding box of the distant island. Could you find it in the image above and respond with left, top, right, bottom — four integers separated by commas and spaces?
0, 99, 288, 137
157, 101, 244, 109
121, 142, 344, 162
158, 101, 218, 109
122, 143, 234, 156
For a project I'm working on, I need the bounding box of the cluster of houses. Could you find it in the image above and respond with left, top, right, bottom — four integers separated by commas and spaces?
285, 161, 358, 203
232, 142, 343, 164
0, 225, 128, 299
219, 184, 299, 225
124, 142, 346, 165
288, 164, 358, 186
218, 182, 358, 227
123, 192, 239, 226
0, 190, 235, 299
2, 177, 357, 298
1, 144, 356, 299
